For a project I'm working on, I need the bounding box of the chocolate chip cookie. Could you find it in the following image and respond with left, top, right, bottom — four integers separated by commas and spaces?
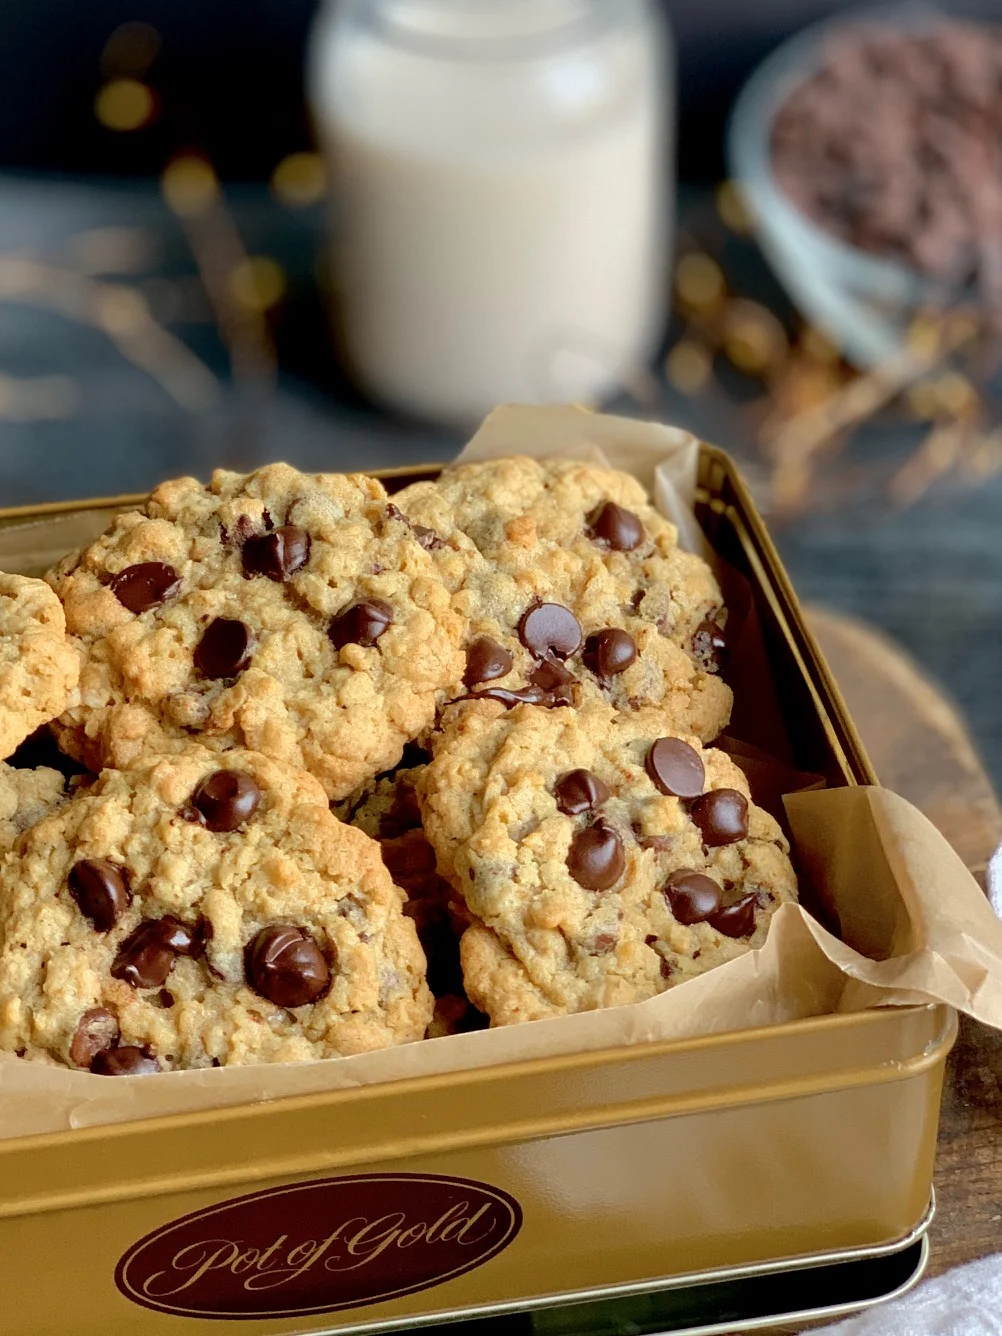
47, 464, 467, 798
394, 457, 731, 741
0, 761, 67, 852
0, 574, 80, 759
418, 702, 797, 1025
0, 748, 433, 1071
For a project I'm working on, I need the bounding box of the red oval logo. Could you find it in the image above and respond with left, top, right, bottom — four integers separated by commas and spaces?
115, 1173, 522, 1320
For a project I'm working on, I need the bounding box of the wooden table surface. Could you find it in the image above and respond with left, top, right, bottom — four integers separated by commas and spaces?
801, 609, 1002, 1312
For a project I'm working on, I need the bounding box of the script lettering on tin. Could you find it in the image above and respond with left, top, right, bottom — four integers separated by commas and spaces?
141, 1201, 498, 1298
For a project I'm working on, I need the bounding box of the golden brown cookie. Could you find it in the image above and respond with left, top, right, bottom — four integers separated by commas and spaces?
419, 702, 797, 1025
0, 573, 80, 759
0, 748, 433, 1071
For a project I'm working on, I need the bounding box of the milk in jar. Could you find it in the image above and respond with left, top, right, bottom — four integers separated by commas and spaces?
310, 0, 671, 424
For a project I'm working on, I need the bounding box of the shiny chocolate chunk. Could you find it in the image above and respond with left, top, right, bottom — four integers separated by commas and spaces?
194, 617, 254, 679
555, 769, 610, 816
464, 685, 548, 708
242, 525, 311, 581
709, 892, 757, 938
529, 656, 577, 704
110, 562, 180, 614
69, 1007, 120, 1069
583, 628, 637, 680
90, 1046, 161, 1076
111, 917, 190, 989
689, 788, 749, 846
664, 871, 723, 925
68, 859, 132, 932
156, 915, 208, 959
589, 501, 644, 551
518, 603, 582, 660
645, 737, 705, 799
566, 819, 625, 890
245, 925, 331, 1008
692, 620, 727, 674
190, 769, 261, 832
329, 598, 393, 649
464, 636, 513, 688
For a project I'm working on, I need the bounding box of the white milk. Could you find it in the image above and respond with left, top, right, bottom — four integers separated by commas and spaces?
310, 0, 671, 425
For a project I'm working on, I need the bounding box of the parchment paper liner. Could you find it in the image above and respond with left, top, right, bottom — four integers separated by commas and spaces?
0, 405, 998, 1141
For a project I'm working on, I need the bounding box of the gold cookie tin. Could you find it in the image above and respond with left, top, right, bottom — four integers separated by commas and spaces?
0, 450, 955, 1336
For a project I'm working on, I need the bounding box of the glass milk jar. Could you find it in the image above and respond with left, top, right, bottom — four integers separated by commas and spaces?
310, 0, 672, 425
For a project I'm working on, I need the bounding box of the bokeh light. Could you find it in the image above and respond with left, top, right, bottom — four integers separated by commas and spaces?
100, 21, 161, 78
94, 79, 156, 132
162, 157, 220, 218
271, 152, 327, 208
228, 257, 286, 312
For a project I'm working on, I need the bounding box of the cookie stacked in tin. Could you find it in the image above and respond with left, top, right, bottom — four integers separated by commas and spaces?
0, 454, 797, 1072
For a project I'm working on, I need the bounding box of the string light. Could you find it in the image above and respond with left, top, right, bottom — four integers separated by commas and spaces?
162, 157, 220, 218
271, 153, 327, 208
228, 257, 286, 312
94, 79, 156, 132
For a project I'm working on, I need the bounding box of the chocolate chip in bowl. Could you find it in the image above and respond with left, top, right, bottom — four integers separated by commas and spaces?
728, 6, 1002, 366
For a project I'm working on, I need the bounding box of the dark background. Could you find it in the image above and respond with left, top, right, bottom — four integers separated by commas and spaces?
0, 0, 863, 182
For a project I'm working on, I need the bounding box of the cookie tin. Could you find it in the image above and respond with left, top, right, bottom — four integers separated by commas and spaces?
0, 450, 955, 1336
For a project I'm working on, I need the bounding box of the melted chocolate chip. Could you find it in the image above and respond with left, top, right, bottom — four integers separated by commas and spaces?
664, 871, 724, 925
68, 859, 132, 932
69, 1007, 119, 1068
583, 628, 637, 680
463, 685, 548, 708
190, 770, 261, 832
245, 925, 331, 1007
566, 819, 625, 890
689, 788, 749, 846
709, 892, 758, 938
110, 562, 181, 614
329, 598, 393, 649
591, 932, 618, 954
242, 526, 311, 582
111, 917, 195, 989
692, 620, 727, 674
386, 503, 446, 551
518, 603, 582, 660
464, 636, 513, 688
90, 1046, 161, 1076
590, 501, 644, 551
194, 617, 254, 679
529, 656, 577, 704
645, 738, 706, 799
554, 769, 610, 816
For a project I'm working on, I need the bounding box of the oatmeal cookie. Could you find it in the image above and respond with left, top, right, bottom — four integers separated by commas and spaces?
418, 702, 797, 1025
0, 762, 67, 852
394, 457, 731, 741
0, 748, 432, 1071
0, 574, 80, 759
47, 464, 466, 798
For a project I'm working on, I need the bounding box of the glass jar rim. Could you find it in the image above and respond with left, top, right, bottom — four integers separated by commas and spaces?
337, 0, 635, 62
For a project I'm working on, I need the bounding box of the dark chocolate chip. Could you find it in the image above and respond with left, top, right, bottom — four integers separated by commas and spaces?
464, 636, 513, 688
190, 770, 261, 832
554, 769, 610, 816
589, 501, 644, 550
566, 819, 625, 890
110, 562, 180, 614
583, 628, 637, 680
645, 737, 706, 799
329, 598, 393, 649
385, 503, 445, 551
156, 915, 208, 959
664, 871, 724, 925
709, 892, 758, 938
529, 656, 577, 704
689, 788, 749, 846
193, 617, 254, 679
518, 602, 582, 659
245, 925, 331, 1008
69, 1007, 119, 1068
591, 932, 618, 954
242, 526, 311, 582
692, 620, 727, 674
68, 859, 132, 932
111, 917, 192, 989
90, 1046, 161, 1076
463, 685, 548, 708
